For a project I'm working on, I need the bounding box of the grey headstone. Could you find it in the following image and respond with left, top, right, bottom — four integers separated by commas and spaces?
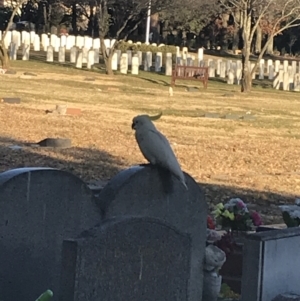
241, 227, 300, 301
224, 114, 241, 120
97, 164, 207, 301
0, 168, 101, 301
242, 115, 256, 121
60, 216, 191, 301
205, 112, 220, 119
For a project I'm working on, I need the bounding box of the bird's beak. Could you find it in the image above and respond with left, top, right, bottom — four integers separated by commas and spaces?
131, 122, 135, 130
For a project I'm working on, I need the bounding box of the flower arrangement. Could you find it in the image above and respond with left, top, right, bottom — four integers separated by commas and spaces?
213, 198, 262, 232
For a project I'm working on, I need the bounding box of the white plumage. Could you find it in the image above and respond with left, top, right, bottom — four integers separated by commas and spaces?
132, 114, 188, 190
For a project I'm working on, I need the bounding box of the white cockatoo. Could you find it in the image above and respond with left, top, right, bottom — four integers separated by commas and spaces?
131, 113, 188, 190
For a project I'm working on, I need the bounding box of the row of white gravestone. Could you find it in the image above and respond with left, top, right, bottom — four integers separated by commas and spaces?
6, 36, 300, 90
0, 29, 205, 59
0, 30, 116, 52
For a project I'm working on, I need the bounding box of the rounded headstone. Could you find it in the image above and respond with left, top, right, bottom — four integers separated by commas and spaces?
98, 164, 207, 301
0, 167, 101, 301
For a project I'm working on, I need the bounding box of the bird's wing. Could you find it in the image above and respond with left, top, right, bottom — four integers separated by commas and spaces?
138, 129, 182, 171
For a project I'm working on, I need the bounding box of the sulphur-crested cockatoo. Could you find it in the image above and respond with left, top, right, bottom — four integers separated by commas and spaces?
132, 113, 188, 190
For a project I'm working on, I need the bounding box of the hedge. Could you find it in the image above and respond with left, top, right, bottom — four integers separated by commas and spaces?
115, 40, 177, 54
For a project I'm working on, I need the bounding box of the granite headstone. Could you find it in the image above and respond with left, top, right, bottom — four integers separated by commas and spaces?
0, 168, 101, 301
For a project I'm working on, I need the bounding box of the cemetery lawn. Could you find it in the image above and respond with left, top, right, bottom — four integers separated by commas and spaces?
1, 59, 300, 222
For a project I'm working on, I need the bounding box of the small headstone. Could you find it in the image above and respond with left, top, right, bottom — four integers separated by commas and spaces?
131, 56, 139, 75
54, 37, 60, 52
259, 63, 264, 79
82, 47, 88, 64
269, 65, 275, 80
42, 35, 49, 51
283, 72, 290, 91
120, 53, 128, 74
208, 61, 215, 78
137, 50, 142, 65
94, 48, 99, 64
111, 52, 118, 71
70, 46, 77, 63
292, 61, 297, 74
58, 46, 65, 63
1, 97, 21, 104
283, 60, 289, 72
293, 73, 300, 92
227, 69, 234, 84
46, 46, 54, 62
220, 62, 226, 78
22, 43, 30, 60
76, 50, 83, 69
155, 52, 162, 72
205, 112, 220, 119
9, 43, 17, 60
144, 51, 152, 71
165, 53, 172, 76
33, 35, 40, 51
87, 49, 95, 69
75, 36, 84, 48
275, 60, 280, 73
127, 50, 132, 65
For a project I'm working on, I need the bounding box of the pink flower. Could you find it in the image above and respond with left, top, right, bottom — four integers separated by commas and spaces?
251, 211, 263, 226
237, 200, 246, 209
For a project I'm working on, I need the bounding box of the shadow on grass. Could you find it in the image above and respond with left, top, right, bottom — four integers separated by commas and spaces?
0, 136, 123, 182
0, 135, 296, 225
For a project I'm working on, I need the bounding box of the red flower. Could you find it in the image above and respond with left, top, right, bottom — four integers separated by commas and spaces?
207, 215, 216, 229
251, 211, 263, 226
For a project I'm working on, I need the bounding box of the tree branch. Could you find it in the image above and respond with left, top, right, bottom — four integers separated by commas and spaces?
2, 0, 27, 43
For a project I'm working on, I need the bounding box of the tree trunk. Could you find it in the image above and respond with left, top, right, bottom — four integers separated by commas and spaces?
0, 44, 10, 69
266, 35, 273, 55
72, 2, 77, 35
241, 44, 251, 92
232, 9, 241, 52
232, 26, 240, 51
255, 25, 262, 54
106, 53, 113, 75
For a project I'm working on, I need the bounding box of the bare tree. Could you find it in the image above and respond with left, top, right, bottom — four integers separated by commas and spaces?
287, 33, 297, 55
94, 0, 173, 75
220, 0, 300, 93
0, 0, 27, 69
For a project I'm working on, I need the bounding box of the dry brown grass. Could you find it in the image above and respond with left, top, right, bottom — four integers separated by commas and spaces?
1, 59, 300, 221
